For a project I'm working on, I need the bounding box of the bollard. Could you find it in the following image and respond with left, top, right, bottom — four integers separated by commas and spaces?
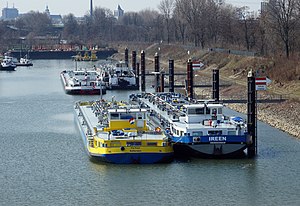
187, 59, 193, 99
169, 59, 174, 93
141, 51, 146, 92
247, 70, 257, 157
213, 69, 220, 102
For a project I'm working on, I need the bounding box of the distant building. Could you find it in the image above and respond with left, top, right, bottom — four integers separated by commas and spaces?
261, 0, 277, 14
114, 5, 124, 19
44, 5, 64, 27
1, 6, 19, 20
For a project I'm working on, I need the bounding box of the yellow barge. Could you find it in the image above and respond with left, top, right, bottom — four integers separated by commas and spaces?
74, 100, 174, 164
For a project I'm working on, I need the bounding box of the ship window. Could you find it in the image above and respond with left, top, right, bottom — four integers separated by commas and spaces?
120, 114, 134, 119
206, 108, 211, 114
171, 126, 175, 133
195, 108, 204, 114
187, 109, 193, 114
228, 131, 236, 135
147, 142, 157, 146
110, 113, 119, 119
180, 131, 184, 136
192, 131, 203, 136
127, 142, 141, 146
218, 108, 222, 114
137, 113, 143, 119
187, 108, 204, 115
212, 108, 217, 115
208, 130, 222, 135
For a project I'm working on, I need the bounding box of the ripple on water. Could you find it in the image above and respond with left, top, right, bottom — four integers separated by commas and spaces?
0, 60, 299, 206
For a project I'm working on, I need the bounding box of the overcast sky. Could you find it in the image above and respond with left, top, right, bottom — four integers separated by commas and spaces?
1, 0, 262, 17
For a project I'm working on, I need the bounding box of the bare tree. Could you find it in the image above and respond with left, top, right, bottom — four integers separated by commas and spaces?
15, 11, 52, 36
257, 11, 270, 56
217, 5, 237, 46
173, 5, 187, 44
266, 0, 298, 58
236, 6, 257, 51
175, 0, 202, 47
158, 0, 175, 44
175, 0, 219, 48
62, 14, 80, 44
139, 9, 161, 42
204, 0, 220, 45
0, 21, 19, 52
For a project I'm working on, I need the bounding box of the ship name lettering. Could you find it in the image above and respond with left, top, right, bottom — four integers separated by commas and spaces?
208, 136, 226, 141
130, 150, 142, 152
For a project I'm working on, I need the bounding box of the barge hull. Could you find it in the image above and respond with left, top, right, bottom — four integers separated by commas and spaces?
65, 89, 106, 95
9, 49, 117, 60
90, 153, 174, 164
173, 143, 247, 158
108, 85, 139, 90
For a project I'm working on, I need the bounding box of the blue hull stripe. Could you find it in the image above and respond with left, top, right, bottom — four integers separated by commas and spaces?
90, 153, 174, 164
172, 135, 247, 143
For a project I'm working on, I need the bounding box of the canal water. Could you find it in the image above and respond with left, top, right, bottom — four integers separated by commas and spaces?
0, 60, 299, 206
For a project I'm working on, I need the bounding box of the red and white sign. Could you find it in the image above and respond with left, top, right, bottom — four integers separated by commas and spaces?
255, 77, 271, 90
192, 61, 204, 70
255, 77, 266, 84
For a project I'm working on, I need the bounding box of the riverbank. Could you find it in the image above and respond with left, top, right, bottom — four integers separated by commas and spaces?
8, 48, 117, 60
109, 42, 300, 139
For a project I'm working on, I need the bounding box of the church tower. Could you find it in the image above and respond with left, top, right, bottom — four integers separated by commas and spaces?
45, 5, 50, 17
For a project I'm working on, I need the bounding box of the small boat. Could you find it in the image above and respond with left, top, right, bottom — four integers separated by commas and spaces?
82, 51, 90, 61
100, 61, 138, 90
0, 56, 17, 71
73, 51, 97, 61
90, 50, 98, 61
74, 99, 174, 164
60, 69, 106, 95
16, 55, 33, 66
130, 92, 249, 158
72, 52, 83, 61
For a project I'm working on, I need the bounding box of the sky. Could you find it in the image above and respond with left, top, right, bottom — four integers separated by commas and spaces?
1, 0, 263, 17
